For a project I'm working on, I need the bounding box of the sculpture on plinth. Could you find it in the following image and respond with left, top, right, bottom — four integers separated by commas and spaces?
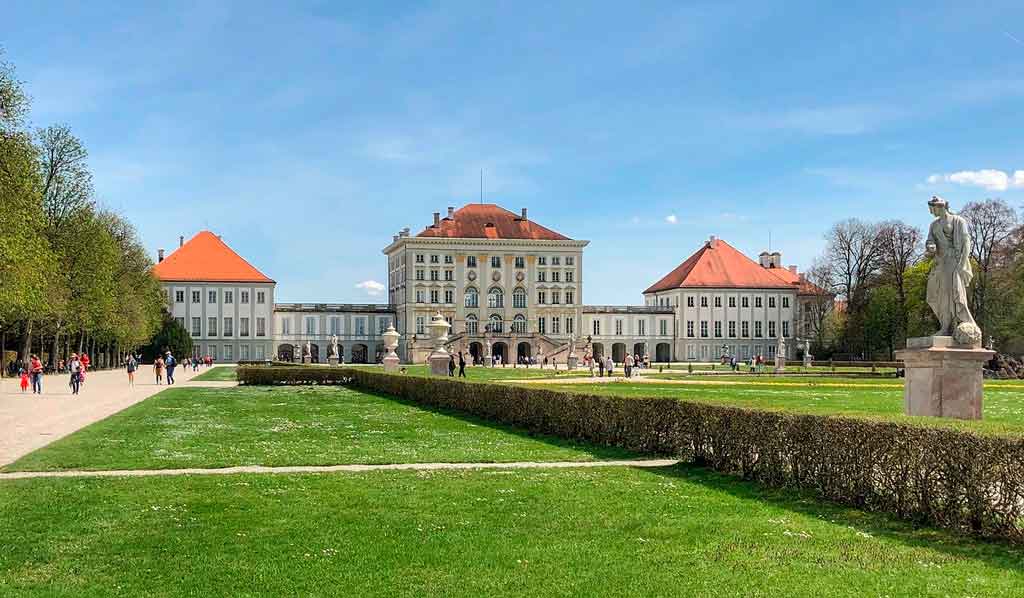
427, 312, 451, 376
895, 196, 994, 419
327, 335, 340, 365
774, 336, 786, 373
802, 338, 813, 367
381, 324, 401, 372
566, 333, 578, 370
302, 341, 312, 364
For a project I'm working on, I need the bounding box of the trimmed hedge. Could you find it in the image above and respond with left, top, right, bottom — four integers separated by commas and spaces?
238, 365, 1024, 542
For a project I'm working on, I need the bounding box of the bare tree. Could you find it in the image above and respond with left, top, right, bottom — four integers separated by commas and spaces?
961, 199, 1019, 333
877, 220, 923, 337
822, 219, 884, 355
802, 259, 837, 348
36, 124, 94, 232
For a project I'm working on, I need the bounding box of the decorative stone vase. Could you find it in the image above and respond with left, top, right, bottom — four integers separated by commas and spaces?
382, 324, 401, 372
426, 312, 451, 376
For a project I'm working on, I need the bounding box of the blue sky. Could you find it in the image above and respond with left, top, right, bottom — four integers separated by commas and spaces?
6, 1, 1024, 304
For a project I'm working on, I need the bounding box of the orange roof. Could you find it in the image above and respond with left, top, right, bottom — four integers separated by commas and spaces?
152, 231, 274, 283
416, 204, 570, 240
766, 265, 830, 295
644, 238, 796, 293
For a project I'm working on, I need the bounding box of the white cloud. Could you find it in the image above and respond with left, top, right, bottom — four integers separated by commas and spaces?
926, 169, 1024, 192
355, 280, 385, 296
665, 214, 678, 224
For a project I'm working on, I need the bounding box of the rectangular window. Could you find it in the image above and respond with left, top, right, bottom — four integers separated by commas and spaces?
444, 289, 454, 304
714, 296, 722, 308
687, 296, 695, 307
254, 345, 265, 360
240, 345, 250, 360
175, 317, 185, 330
566, 271, 574, 282
208, 345, 218, 361
537, 291, 547, 304
728, 321, 736, 337
769, 321, 777, 337
223, 318, 233, 337
660, 319, 668, 336
539, 317, 546, 335
552, 257, 561, 265
701, 296, 708, 307
566, 256, 574, 265
257, 291, 265, 304
430, 254, 439, 264
769, 297, 776, 308
444, 270, 453, 281
415, 254, 424, 263
467, 256, 477, 268
538, 256, 547, 265
224, 345, 233, 361
444, 255, 453, 264
241, 291, 250, 304
430, 290, 439, 303
329, 317, 340, 335
552, 317, 560, 334
416, 317, 425, 334
742, 296, 749, 308
515, 256, 525, 268
782, 297, 790, 308
240, 317, 250, 337
208, 290, 217, 303
552, 291, 560, 304
566, 317, 574, 334
175, 290, 184, 303
466, 318, 478, 335
537, 271, 547, 282
742, 321, 749, 337
378, 318, 390, 334
593, 320, 600, 335
513, 292, 526, 309
714, 321, 722, 337
225, 291, 233, 304
355, 318, 366, 336
490, 256, 501, 268
615, 320, 623, 335
700, 321, 708, 338
192, 291, 201, 303
208, 317, 217, 336
638, 320, 646, 336
782, 321, 790, 337
728, 297, 736, 308
281, 318, 290, 335
755, 297, 762, 308
430, 270, 439, 281
552, 272, 561, 282
687, 321, 694, 337
755, 321, 763, 337
415, 290, 425, 303
565, 291, 574, 305
305, 318, 316, 335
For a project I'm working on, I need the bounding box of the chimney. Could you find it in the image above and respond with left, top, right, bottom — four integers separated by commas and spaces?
400, 227, 410, 237
157, 248, 165, 263
521, 207, 528, 220
770, 251, 782, 268
788, 265, 797, 274
433, 212, 440, 227
179, 235, 184, 248
393, 234, 399, 242
708, 235, 717, 248
758, 251, 770, 268
447, 206, 454, 219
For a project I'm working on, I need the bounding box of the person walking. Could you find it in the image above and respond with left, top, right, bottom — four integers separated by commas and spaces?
458, 352, 466, 378
154, 355, 165, 385
605, 355, 614, 377
165, 351, 177, 385
29, 354, 43, 394
79, 353, 90, 385
68, 353, 82, 395
193, 356, 200, 372
126, 354, 138, 387
448, 354, 455, 377
587, 354, 595, 378
597, 355, 605, 377
19, 369, 29, 393
625, 353, 634, 378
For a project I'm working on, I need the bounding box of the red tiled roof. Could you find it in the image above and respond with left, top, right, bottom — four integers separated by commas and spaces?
416, 204, 570, 240
644, 239, 796, 293
766, 266, 831, 295
152, 231, 274, 283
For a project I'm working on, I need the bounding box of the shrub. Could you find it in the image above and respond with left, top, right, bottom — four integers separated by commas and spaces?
237, 365, 1024, 542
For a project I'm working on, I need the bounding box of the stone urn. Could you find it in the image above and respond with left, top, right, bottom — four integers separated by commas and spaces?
427, 312, 451, 376
382, 324, 401, 373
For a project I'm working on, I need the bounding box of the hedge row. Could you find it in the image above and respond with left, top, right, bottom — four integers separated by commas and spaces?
237, 365, 1024, 542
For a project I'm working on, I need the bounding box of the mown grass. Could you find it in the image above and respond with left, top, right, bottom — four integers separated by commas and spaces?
397, 363, 590, 380
3, 466, 1024, 597
526, 378, 1024, 435
190, 366, 237, 381
3, 386, 631, 472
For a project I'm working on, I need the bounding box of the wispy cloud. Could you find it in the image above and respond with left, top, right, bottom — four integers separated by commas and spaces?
926, 169, 1024, 192
1006, 31, 1024, 46
355, 280, 385, 296
665, 214, 678, 224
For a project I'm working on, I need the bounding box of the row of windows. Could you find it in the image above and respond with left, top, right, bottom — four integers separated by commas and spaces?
685, 320, 789, 338
686, 295, 789, 309
172, 289, 266, 305
591, 319, 670, 336
414, 314, 575, 336
418, 288, 576, 307
686, 344, 777, 361
279, 316, 391, 336
176, 316, 266, 337
195, 344, 266, 361
415, 254, 576, 268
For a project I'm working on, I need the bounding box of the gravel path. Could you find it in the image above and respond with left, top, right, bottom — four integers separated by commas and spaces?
0, 459, 680, 480
0, 365, 235, 467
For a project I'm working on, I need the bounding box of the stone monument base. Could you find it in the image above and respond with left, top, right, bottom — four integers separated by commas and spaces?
895, 336, 994, 420
302, 356, 311, 364
429, 353, 450, 376
328, 357, 339, 366
383, 355, 400, 373
567, 355, 578, 370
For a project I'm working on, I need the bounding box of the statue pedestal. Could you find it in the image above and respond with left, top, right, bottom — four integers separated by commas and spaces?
383, 355, 400, 373
803, 355, 812, 368
328, 357, 339, 366
895, 336, 993, 420
567, 355, 578, 370
774, 356, 785, 374
428, 352, 449, 376
302, 356, 312, 364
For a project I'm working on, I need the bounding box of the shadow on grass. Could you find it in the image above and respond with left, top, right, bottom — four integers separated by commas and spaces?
643, 462, 1024, 571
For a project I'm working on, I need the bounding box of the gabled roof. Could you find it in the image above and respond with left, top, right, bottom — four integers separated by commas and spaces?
644, 238, 795, 293
416, 204, 570, 241
152, 231, 274, 283
765, 265, 831, 295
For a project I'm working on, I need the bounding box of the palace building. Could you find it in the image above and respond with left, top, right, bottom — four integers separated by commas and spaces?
153, 204, 829, 364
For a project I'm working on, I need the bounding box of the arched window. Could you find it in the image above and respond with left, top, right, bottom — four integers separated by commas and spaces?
488, 314, 504, 334
466, 314, 479, 335
512, 287, 527, 309
488, 287, 504, 309
465, 287, 479, 308
512, 314, 527, 334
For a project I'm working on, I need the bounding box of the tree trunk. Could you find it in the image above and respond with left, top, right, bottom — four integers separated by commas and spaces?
1, 328, 6, 378
21, 321, 33, 360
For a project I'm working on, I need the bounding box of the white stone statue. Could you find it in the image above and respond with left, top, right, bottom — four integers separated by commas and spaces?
302, 341, 312, 357
925, 196, 981, 346
328, 335, 339, 358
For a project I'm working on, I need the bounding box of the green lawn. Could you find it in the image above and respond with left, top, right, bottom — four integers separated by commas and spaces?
3, 466, 1023, 597
191, 365, 237, 381
3, 386, 631, 472
398, 363, 590, 380
525, 378, 1024, 435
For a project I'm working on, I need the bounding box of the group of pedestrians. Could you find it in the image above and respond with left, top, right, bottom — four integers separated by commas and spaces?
585, 352, 650, 378
152, 351, 180, 385
447, 352, 468, 377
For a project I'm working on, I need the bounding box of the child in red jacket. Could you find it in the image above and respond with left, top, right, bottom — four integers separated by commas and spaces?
20, 369, 29, 392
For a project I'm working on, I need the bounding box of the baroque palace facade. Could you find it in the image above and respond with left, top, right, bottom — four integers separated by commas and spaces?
153, 203, 827, 364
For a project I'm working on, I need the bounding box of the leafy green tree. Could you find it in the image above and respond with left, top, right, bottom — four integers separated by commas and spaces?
864, 286, 901, 359
142, 312, 193, 362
